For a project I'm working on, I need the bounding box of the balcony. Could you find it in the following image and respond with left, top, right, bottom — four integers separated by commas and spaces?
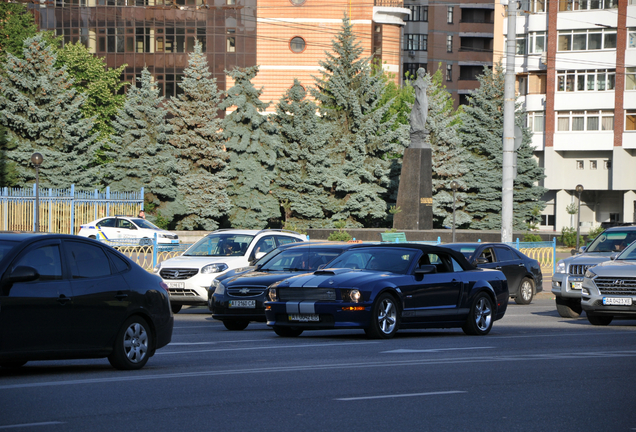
373, 0, 409, 25
375, 0, 404, 6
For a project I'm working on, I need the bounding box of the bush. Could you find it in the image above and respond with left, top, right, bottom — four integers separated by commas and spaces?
282, 220, 307, 236
328, 230, 352, 241
586, 226, 604, 243
559, 226, 577, 248
523, 233, 543, 242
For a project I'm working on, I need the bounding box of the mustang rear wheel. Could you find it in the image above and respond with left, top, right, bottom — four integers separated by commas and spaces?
171, 304, 182, 314
514, 278, 534, 305
223, 320, 249, 331
108, 316, 153, 370
365, 293, 399, 339
273, 326, 303, 337
462, 293, 494, 336
587, 312, 613, 326
555, 297, 582, 318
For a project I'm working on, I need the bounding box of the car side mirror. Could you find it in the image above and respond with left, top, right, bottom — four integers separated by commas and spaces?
8, 266, 40, 283
254, 251, 266, 260
475, 257, 489, 265
610, 252, 619, 260
414, 264, 437, 275
579, 246, 587, 253
317, 264, 326, 270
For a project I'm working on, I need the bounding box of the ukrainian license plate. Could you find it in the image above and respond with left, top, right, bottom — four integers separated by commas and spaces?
603, 297, 633, 306
171, 240, 179, 244
288, 314, 319, 322
229, 300, 256, 308
571, 282, 582, 289
166, 282, 185, 289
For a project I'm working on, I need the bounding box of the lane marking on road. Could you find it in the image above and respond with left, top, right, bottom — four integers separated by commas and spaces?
0, 422, 65, 429
158, 341, 381, 355
168, 339, 264, 345
2, 350, 636, 391
383, 347, 493, 353
336, 391, 466, 401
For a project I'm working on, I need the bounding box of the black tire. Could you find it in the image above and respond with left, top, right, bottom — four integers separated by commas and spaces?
139, 238, 152, 246
171, 304, 183, 314
0, 360, 27, 368
364, 293, 400, 339
88, 235, 96, 240
273, 326, 303, 337
555, 297, 582, 318
462, 292, 494, 336
587, 312, 613, 326
514, 278, 534, 305
223, 320, 249, 331
108, 316, 153, 370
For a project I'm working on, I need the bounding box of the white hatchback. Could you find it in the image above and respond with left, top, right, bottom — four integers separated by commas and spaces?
154, 229, 307, 313
77, 216, 179, 245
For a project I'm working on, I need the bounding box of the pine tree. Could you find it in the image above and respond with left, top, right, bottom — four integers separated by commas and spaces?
165, 40, 231, 230
311, 17, 407, 227
272, 79, 337, 228
0, 34, 97, 188
425, 69, 471, 228
0, 126, 18, 187
459, 64, 545, 230
105, 67, 177, 214
0, 3, 39, 62
220, 66, 280, 229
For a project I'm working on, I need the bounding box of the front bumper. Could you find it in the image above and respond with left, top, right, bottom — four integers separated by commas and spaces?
163, 273, 217, 306
551, 273, 584, 299
210, 293, 267, 322
265, 301, 372, 330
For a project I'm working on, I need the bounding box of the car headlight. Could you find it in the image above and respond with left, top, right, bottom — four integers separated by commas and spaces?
342, 289, 362, 303
268, 287, 278, 302
555, 261, 566, 274
158, 233, 168, 238
153, 264, 161, 274
213, 281, 225, 295
202, 263, 228, 274
584, 268, 597, 279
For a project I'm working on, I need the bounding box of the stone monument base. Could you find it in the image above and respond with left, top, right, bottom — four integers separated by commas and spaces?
393, 147, 433, 231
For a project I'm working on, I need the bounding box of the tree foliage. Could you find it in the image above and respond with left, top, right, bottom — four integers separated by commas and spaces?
166, 40, 231, 230
0, 34, 97, 188
220, 66, 280, 229
0, 3, 39, 62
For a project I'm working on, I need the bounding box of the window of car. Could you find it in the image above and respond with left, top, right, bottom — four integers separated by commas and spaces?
13, 244, 63, 280
108, 250, 130, 273
132, 218, 161, 230
494, 246, 516, 262
586, 230, 636, 252
0, 240, 19, 262
65, 241, 112, 278
477, 247, 495, 263
253, 236, 277, 256
97, 218, 116, 228
117, 218, 135, 229
276, 235, 303, 246
329, 248, 418, 274
184, 234, 255, 257
420, 252, 461, 273
261, 248, 342, 271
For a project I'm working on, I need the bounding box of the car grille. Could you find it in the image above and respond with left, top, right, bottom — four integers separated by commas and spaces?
569, 264, 593, 276
278, 287, 336, 301
160, 268, 198, 280
168, 288, 199, 297
594, 277, 636, 296
227, 287, 267, 298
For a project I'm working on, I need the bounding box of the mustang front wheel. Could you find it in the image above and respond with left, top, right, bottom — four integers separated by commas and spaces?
365, 293, 399, 339
108, 316, 153, 370
462, 293, 494, 336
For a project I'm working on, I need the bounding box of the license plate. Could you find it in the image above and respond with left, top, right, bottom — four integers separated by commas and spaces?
603, 297, 633, 306
571, 282, 582, 289
229, 300, 255, 308
288, 314, 319, 322
171, 240, 179, 244
166, 282, 185, 289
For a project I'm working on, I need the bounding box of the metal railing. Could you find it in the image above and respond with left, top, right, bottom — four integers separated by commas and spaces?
97, 235, 192, 272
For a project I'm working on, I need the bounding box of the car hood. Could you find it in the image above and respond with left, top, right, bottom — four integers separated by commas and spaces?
224, 270, 312, 287
590, 260, 636, 276
276, 268, 397, 288
561, 252, 616, 266
160, 255, 248, 268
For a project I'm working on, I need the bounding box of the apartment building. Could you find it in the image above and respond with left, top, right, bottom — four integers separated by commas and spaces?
504, 0, 636, 232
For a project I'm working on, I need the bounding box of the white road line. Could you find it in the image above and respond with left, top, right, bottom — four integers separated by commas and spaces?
2, 350, 635, 391
336, 391, 466, 401
158, 341, 380, 355
0, 422, 64, 429
383, 347, 493, 353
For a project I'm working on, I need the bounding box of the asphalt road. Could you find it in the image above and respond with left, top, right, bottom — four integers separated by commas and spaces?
1, 298, 635, 432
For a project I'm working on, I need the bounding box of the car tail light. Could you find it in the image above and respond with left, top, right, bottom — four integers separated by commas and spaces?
159, 281, 170, 295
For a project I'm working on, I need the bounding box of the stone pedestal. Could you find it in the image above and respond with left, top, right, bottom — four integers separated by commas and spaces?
393, 147, 433, 231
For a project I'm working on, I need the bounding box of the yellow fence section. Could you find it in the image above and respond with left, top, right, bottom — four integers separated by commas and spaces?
111, 245, 187, 272
520, 246, 554, 277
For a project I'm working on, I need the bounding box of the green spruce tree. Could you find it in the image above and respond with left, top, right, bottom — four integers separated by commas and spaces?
0, 126, 18, 188
0, 34, 98, 188
105, 68, 177, 215
220, 66, 280, 229
0, 3, 39, 62
459, 64, 545, 230
311, 17, 407, 227
272, 79, 337, 228
166, 40, 231, 230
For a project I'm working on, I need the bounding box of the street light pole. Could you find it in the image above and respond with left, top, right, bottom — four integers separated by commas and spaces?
575, 184, 584, 253
31, 153, 43, 232
450, 181, 459, 243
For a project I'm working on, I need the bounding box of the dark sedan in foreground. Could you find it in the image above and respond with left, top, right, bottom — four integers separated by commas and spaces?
209, 242, 359, 330
264, 244, 508, 338
0, 232, 173, 370
444, 243, 543, 305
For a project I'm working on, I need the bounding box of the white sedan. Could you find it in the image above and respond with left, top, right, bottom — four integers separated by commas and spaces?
77, 216, 179, 245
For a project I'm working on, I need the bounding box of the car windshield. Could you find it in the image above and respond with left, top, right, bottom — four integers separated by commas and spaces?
184, 233, 254, 257
616, 241, 636, 261
0, 240, 19, 261
327, 248, 418, 274
586, 230, 636, 253
131, 218, 161, 230
260, 248, 343, 272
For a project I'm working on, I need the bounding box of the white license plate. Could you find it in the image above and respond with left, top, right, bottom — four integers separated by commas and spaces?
571, 282, 582, 289
166, 282, 185, 289
229, 300, 256, 308
288, 314, 319, 322
603, 297, 633, 306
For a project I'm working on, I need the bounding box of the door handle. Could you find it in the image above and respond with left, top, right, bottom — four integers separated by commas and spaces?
115, 292, 128, 301
57, 294, 72, 305
495, 266, 502, 270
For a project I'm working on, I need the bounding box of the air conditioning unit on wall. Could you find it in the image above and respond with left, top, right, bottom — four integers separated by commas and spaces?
408, 50, 415, 56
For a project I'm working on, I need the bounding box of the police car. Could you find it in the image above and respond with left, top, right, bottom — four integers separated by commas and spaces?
77, 216, 179, 245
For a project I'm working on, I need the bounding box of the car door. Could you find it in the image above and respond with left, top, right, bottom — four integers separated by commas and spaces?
62, 240, 131, 349
492, 246, 525, 294
0, 240, 73, 354
95, 217, 119, 241
250, 235, 277, 262
117, 218, 138, 241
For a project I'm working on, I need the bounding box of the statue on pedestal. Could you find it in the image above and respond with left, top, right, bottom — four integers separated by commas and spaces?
409, 67, 430, 149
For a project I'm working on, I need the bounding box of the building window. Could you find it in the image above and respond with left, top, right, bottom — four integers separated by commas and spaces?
528, 112, 545, 132
626, 68, 636, 90
557, 70, 616, 92
226, 29, 235, 52
626, 111, 636, 131
404, 63, 427, 80
446, 64, 453, 82
290, 37, 305, 53
447, 6, 454, 24
557, 28, 617, 52
446, 35, 453, 52
559, 0, 618, 11
459, 65, 488, 81
590, 160, 597, 170
406, 5, 428, 22
576, 160, 584, 170
557, 110, 614, 132
604, 160, 612, 169
405, 34, 427, 51
629, 28, 636, 48
520, 0, 546, 13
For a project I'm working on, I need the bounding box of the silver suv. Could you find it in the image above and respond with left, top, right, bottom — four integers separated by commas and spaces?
552, 226, 636, 318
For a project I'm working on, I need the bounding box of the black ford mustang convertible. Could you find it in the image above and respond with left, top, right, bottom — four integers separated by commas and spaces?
264, 244, 508, 339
